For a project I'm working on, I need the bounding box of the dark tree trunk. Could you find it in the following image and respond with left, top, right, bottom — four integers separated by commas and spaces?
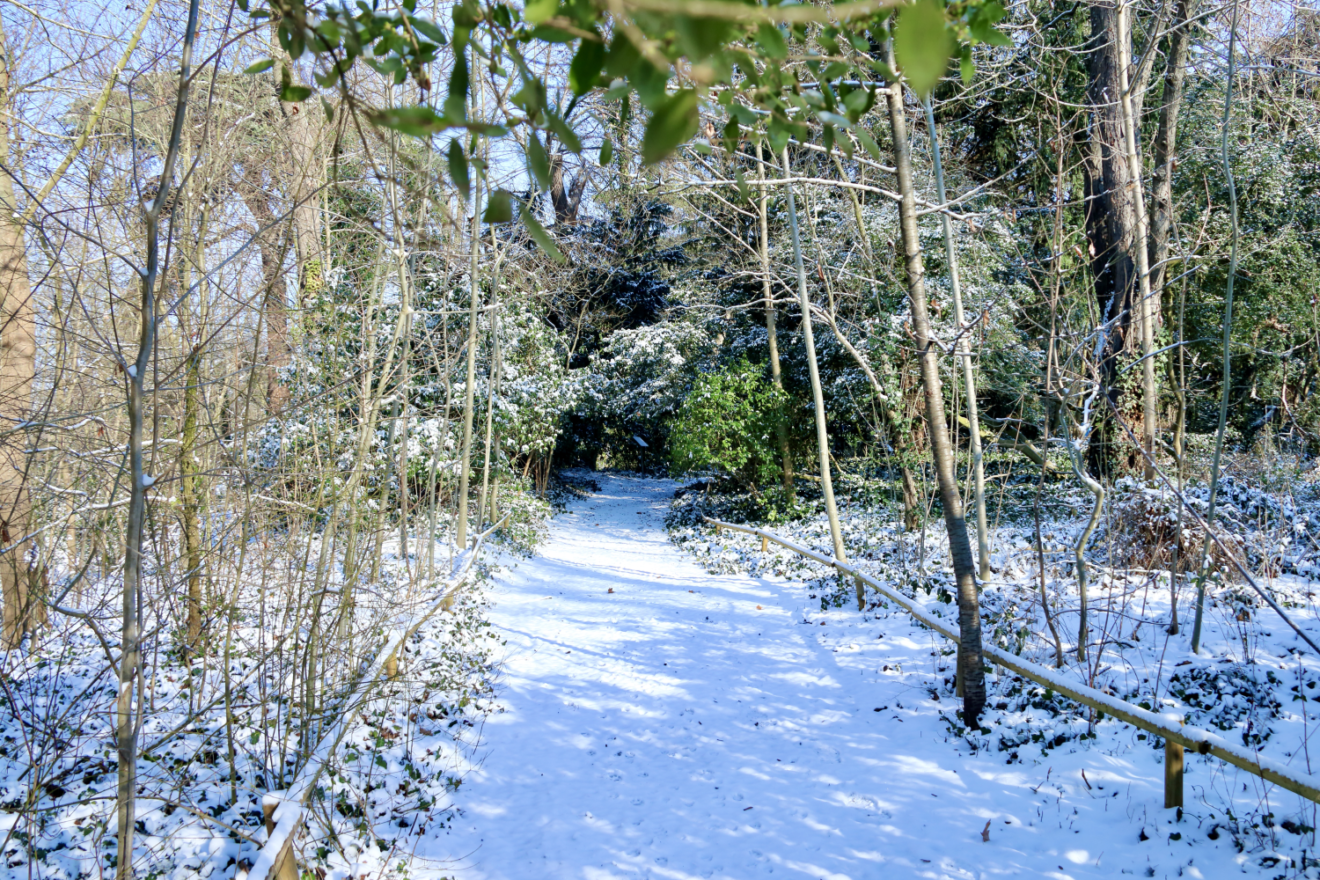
1083, 0, 1140, 477
550, 153, 588, 226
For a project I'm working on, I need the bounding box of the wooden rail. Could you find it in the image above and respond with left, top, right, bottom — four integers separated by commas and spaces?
238, 517, 508, 880
705, 516, 1320, 808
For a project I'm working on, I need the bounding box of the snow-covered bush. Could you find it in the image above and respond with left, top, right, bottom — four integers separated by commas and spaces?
573, 319, 715, 469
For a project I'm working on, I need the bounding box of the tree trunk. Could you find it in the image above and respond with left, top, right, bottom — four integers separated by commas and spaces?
240, 174, 292, 415
550, 153, 588, 227
1082, 1, 1141, 477
119, 2, 199, 872
779, 147, 850, 599
923, 99, 990, 578
755, 142, 794, 500
478, 248, 502, 531
456, 162, 480, 549
1113, 0, 1159, 480
279, 56, 324, 299
828, 153, 920, 529
180, 342, 204, 656
1149, 0, 1198, 311
0, 17, 38, 648
885, 71, 986, 728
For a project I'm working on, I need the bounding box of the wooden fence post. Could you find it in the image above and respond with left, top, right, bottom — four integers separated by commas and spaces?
262, 801, 301, 880
1165, 740, 1184, 808
761, 534, 768, 553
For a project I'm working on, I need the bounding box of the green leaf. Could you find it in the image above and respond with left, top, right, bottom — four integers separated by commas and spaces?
369, 105, 451, 137
893, 0, 955, 97
445, 54, 469, 122
968, 0, 1012, 49
464, 122, 509, 137
734, 169, 751, 203
569, 38, 605, 96
971, 22, 1012, 47
316, 19, 341, 44
604, 33, 640, 78
854, 127, 882, 161
512, 79, 547, 120
527, 132, 552, 188
281, 84, 313, 103
483, 189, 513, 223
729, 104, 757, 125
244, 58, 275, 75
842, 86, 871, 115
722, 117, 740, 153
599, 137, 614, 165
519, 204, 564, 263
322, 96, 336, 123
839, 133, 854, 160
530, 24, 575, 43
524, 0, 558, 25
960, 48, 974, 84
755, 23, 787, 59
674, 15, 731, 62
411, 17, 448, 45
818, 110, 851, 129
448, 139, 470, 202
546, 110, 582, 153
630, 59, 669, 109
641, 89, 699, 166
279, 64, 311, 103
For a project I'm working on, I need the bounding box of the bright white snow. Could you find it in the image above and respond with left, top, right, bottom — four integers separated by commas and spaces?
427, 474, 1291, 880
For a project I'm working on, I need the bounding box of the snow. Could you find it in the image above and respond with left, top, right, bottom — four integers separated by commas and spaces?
431, 474, 1302, 879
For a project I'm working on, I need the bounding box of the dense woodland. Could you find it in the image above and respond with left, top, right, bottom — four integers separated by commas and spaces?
2, 0, 1320, 875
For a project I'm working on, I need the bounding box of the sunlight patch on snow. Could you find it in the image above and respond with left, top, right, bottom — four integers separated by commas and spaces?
766, 670, 841, 688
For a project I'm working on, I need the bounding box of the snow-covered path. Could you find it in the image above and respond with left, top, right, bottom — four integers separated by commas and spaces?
428, 475, 1232, 879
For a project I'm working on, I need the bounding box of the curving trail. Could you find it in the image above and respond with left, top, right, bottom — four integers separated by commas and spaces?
427, 474, 1218, 880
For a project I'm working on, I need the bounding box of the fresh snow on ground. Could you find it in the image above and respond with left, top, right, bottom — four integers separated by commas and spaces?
429, 474, 1299, 880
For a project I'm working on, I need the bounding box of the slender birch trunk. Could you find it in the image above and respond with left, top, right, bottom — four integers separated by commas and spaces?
884, 69, 986, 727
829, 152, 921, 529
1192, 0, 1240, 654
478, 246, 502, 530
1116, 0, 1160, 479
118, 1, 199, 872
923, 99, 989, 578
1149, 0, 1198, 307
779, 147, 850, 599
456, 168, 480, 549
755, 142, 794, 500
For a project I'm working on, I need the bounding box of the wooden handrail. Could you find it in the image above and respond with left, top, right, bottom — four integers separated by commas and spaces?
238, 515, 510, 880
705, 516, 1320, 807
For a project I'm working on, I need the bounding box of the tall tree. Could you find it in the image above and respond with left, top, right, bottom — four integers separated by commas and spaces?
780, 146, 851, 603
755, 141, 793, 499
0, 16, 38, 648
885, 58, 986, 728
1149, 0, 1199, 307
1082, 0, 1143, 475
